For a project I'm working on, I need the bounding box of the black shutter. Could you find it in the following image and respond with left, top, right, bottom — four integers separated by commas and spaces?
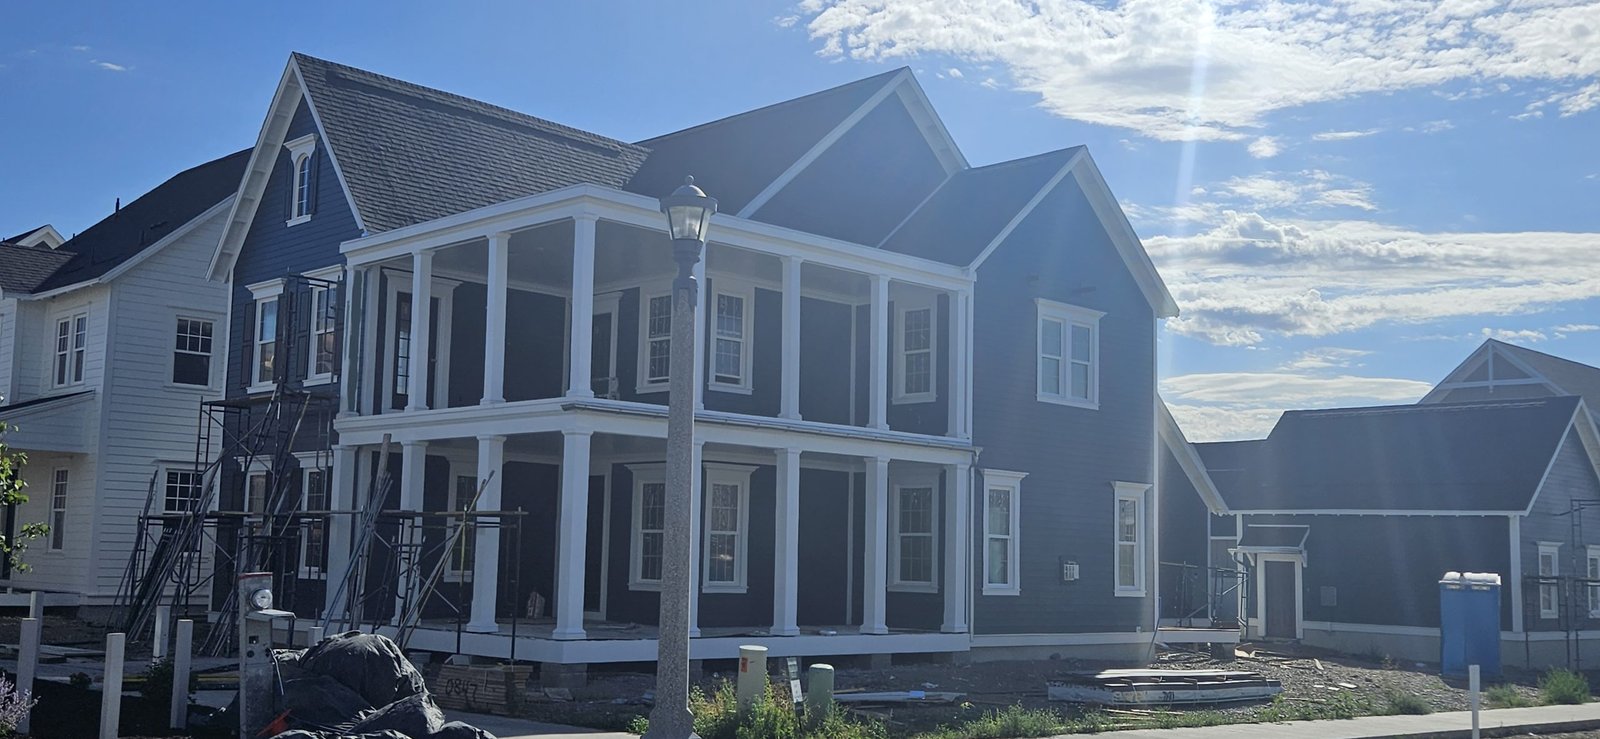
242, 301, 255, 388
309, 147, 321, 216
284, 150, 294, 222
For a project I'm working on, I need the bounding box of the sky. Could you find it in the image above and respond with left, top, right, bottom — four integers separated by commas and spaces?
3, 1, 1597, 441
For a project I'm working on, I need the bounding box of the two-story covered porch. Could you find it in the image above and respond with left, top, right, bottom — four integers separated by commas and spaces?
328, 183, 978, 667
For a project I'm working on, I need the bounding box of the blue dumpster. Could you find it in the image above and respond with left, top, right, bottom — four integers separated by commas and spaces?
1439, 571, 1501, 680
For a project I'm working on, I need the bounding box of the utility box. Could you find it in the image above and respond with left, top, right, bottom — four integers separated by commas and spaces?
1439, 571, 1501, 680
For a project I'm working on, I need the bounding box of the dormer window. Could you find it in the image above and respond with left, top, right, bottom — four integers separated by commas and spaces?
284, 134, 318, 226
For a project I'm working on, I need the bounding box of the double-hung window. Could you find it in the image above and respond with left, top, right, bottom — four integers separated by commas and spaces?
640, 293, 673, 390
1037, 299, 1102, 408
1588, 546, 1600, 618
983, 470, 1026, 595
48, 469, 68, 550
172, 317, 214, 386
1540, 542, 1561, 619
702, 464, 754, 593
247, 279, 285, 392
300, 467, 328, 578
629, 465, 667, 590
307, 283, 337, 383
164, 468, 203, 512
1113, 482, 1149, 596
894, 300, 936, 403
53, 313, 86, 387
710, 286, 751, 392
285, 133, 317, 226
446, 475, 478, 579
246, 471, 270, 515
890, 478, 938, 591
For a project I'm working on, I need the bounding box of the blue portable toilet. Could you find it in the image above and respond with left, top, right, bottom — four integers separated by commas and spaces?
1439, 571, 1501, 680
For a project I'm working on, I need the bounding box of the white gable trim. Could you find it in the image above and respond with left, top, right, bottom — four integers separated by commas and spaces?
1158, 399, 1228, 514
893, 74, 967, 173
1422, 341, 1565, 403
16, 225, 65, 250
1524, 400, 1600, 517
18, 197, 234, 301
207, 57, 366, 281
967, 150, 1082, 271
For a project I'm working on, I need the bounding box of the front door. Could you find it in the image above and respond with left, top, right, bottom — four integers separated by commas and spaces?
1263, 560, 1298, 639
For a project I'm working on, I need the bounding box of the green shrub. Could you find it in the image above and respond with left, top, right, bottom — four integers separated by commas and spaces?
1383, 690, 1431, 715
1485, 684, 1533, 708
1539, 669, 1590, 705
138, 657, 200, 712
630, 681, 885, 739
915, 704, 1067, 739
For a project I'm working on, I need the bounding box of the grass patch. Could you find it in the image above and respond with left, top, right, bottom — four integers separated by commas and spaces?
1257, 691, 1370, 722
1382, 690, 1431, 715
1485, 684, 1533, 708
627, 681, 886, 739
1539, 669, 1591, 705
913, 705, 1068, 739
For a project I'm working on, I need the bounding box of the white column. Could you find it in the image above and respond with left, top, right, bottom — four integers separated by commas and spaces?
467, 435, 505, 632
327, 446, 357, 595
568, 215, 598, 398
773, 448, 801, 636
869, 276, 889, 429
406, 249, 434, 411
553, 430, 592, 639
358, 266, 381, 416
946, 290, 965, 438
692, 259, 707, 410
962, 289, 975, 439
482, 232, 510, 405
338, 266, 360, 418
395, 440, 427, 622
942, 462, 971, 633
863, 456, 889, 634
780, 257, 803, 420
688, 440, 704, 636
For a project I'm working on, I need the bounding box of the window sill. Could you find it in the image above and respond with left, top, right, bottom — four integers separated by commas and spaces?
246, 383, 275, 395
298, 570, 326, 580
285, 214, 313, 227
444, 572, 474, 583
1114, 588, 1147, 598
305, 375, 334, 387
629, 581, 664, 593
889, 582, 939, 594
702, 583, 748, 595
708, 382, 752, 396
1037, 393, 1099, 410
164, 381, 218, 392
982, 586, 1021, 596
893, 392, 937, 405
635, 382, 670, 396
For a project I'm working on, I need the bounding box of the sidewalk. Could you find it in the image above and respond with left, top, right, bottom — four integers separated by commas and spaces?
445, 710, 634, 739
1091, 702, 1600, 739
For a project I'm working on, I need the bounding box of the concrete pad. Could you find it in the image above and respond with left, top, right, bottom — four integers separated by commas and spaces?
445, 710, 634, 739
1093, 701, 1600, 739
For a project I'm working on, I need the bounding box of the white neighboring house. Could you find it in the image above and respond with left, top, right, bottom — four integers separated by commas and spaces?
0, 150, 247, 605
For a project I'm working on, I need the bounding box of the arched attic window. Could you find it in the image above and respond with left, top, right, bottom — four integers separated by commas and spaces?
284, 133, 318, 226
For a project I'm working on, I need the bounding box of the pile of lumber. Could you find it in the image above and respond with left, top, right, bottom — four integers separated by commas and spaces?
1048, 668, 1281, 705
429, 663, 533, 716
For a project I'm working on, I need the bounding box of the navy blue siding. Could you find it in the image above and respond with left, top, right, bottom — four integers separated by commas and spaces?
1519, 431, 1600, 630
969, 177, 1157, 635
799, 298, 854, 425
1159, 445, 1210, 620
797, 468, 855, 625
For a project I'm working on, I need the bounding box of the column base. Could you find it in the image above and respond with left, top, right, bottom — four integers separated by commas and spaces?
779, 412, 802, 421
551, 627, 588, 641
940, 624, 969, 634
479, 397, 505, 405
404, 404, 429, 413
860, 625, 889, 636
463, 621, 500, 634
566, 390, 596, 400
770, 626, 801, 637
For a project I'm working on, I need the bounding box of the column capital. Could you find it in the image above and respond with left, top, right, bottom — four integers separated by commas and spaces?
487, 230, 512, 244
399, 439, 428, 450
573, 210, 601, 225
475, 434, 507, 444
782, 254, 805, 266
563, 428, 595, 439
776, 447, 803, 459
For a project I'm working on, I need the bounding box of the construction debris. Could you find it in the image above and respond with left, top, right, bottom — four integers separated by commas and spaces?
833, 690, 965, 704
1047, 669, 1282, 705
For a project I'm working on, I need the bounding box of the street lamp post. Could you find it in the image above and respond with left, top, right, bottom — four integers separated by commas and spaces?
645, 176, 717, 739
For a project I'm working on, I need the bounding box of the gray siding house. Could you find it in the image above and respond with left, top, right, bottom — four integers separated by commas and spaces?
199, 52, 1190, 676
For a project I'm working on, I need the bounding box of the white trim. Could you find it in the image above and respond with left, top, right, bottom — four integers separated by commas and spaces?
1065, 156, 1180, 317
970, 152, 1083, 270
1113, 481, 1150, 597
707, 279, 754, 394
305, 281, 337, 385
981, 469, 1026, 596
47, 467, 68, 551
1586, 545, 1600, 618
1510, 515, 1524, 632
49, 311, 87, 389
1300, 620, 1439, 638
970, 631, 1155, 648
1253, 552, 1305, 640
285, 133, 318, 226
298, 465, 330, 579
701, 462, 756, 594
1036, 299, 1102, 410
893, 295, 937, 404
443, 472, 477, 581
1158, 400, 1228, 514
1538, 541, 1561, 620
627, 464, 666, 591
19, 198, 235, 300
889, 472, 941, 593
14, 225, 64, 250
635, 284, 674, 394
1230, 508, 1523, 517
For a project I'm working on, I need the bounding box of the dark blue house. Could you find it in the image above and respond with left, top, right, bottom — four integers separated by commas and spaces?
205, 53, 1188, 676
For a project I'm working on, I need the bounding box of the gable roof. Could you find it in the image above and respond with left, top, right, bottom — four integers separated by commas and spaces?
0, 242, 76, 294
881, 148, 1079, 264
1158, 398, 1228, 513
1492, 341, 1600, 412
5, 225, 64, 249
1197, 397, 1588, 513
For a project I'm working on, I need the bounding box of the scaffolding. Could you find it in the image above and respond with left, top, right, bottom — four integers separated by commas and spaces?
1160, 559, 1248, 629
1516, 498, 1600, 670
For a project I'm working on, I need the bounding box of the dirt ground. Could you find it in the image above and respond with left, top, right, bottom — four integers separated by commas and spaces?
519, 642, 1549, 736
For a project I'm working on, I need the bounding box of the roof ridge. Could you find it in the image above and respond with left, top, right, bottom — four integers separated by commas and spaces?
291, 52, 645, 155
633, 67, 907, 146
1286, 395, 1575, 420
1492, 338, 1600, 374
960, 146, 1084, 174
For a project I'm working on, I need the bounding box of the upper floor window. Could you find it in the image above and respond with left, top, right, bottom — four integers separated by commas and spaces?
639, 292, 673, 390
895, 300, 936, 403
247, 471, 270, 514
53, 313, 86, 388
702, 464, 754, 593
710, 286, 751, 392
983, 470, 1027, 596
284, 134, 317, 226
890, 478, 938, 592
308, 283, 337, 383
1114, 482, 1150, 597
246, 279, 285, 392
49, 468, 67, 550
172, 317, 215, 387
1037, 299, 1102, 409
164, 468, 203, 513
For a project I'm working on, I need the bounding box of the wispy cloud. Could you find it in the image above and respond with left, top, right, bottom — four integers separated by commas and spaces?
1163, 371, 1433, 441
71, 45, 90, 52
1480, 327, 1547, 343
1247, 136, 1282, 159
800, 0, 1600, 143
1312, 129, 1380, 141
92, 60, 128, 72
1280, 347, 1372, 370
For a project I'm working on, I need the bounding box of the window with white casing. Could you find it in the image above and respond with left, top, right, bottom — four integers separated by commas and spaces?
307, 282, 337, 383
710, 285, 752, 392
895, 298, 936, 403
983, 470, 1027, 596
285, 133, 317, 226
1036, 299, 1103, 409
629, 465, 667, 590
1114, 482, 1150, 596
1541, 542, 1561, 619
1588, 546, 1600, 618
49, 468, 67, 550
300, 467, 329, 578
247, 280, 285, 392
640, 292, 673, 391
172, 317, 215, 386
891, 476, 939, 592
446, 475, 478, 579
703, 464, 754, 593
247, 471, 269, 515
53, 313, 87, 388
164, 468, 203, 513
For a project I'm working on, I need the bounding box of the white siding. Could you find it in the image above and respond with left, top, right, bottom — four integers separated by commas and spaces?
5, 452, 97, 594
0, 297, 16, 403
11, 299, 47, 401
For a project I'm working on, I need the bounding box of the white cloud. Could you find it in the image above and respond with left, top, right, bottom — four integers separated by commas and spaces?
1247, 136, 1282, 158
92, 60, 127, 72
946, 67, 963, 78
1554, 324, 1600, 333
1480, 327, 1546, 343
1311, 128, 1380, 141
1280, 347, 1372, 370
71, 45, 90, 52
1407, 119, 1456, 134
1145, 170, 1378, 221
1163, 371, 1434, 441
800, 0, 1600, 141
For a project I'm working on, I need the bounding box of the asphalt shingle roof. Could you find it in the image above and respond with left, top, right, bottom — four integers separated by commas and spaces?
1195, 397, 1584, 512
1491, 340, 1600, 417
34, 149, 249, 292
293, 53, 650, 234
0, 242, 75, 293
880, 148, 1080, 265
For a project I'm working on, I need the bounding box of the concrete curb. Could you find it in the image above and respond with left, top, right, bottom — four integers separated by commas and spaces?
1066, 703, 1600, 739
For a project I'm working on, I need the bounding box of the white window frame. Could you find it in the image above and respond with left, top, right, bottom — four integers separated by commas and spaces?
628, 464, 667, 591
982, 469, 1027, 596
637, 287, 674, 394
708, 280, 754, 394
1036, 299, 1103, 409
893, 298, 937, 404
305, 265, 342, 385
444, 474, 478, 581
701, 463, 755, 593
1113, 482, 1151, 597
285, 133, 317, 226
171, 315, 217, 388
1587, 545, 1600, 619
51, 312, 87, 388
242, 464, 270, 515
246, 279, 285, 394
378, 272, 457, 410
1540, 541, 1561, 619
48, 468, 67, 551
162, 466, 205, 513
298, 465, 329, 579
889, 473, 940, 593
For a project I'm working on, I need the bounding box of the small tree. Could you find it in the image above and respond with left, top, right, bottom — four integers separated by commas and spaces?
0, 413, 47, 571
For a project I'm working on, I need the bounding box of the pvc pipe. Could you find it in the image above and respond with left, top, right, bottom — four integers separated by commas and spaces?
736, 645, 768, 713
153, 605, 170, 661
1469, 664, 1480, 739
309, 625, 325, 646
27, 591, 41, 621
101, 632, 125, 739
17, 618, 39, 736
171, 620, 193, 730
805, 663, 835, 722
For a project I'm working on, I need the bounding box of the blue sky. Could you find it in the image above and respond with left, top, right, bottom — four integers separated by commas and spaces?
3, 0, 1597, 439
